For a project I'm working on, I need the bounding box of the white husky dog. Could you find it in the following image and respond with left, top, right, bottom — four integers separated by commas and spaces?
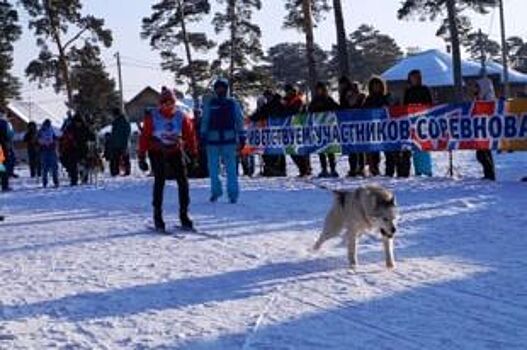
313, 185, 398, 269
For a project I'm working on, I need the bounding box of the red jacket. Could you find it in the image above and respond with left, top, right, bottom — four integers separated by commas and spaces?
138, 108, 198, 157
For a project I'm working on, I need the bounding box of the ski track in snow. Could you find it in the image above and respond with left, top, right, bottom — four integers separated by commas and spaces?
0, 152, 526, 349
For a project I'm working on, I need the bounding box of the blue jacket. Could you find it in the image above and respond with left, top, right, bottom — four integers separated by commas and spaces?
201, 96, 245, 145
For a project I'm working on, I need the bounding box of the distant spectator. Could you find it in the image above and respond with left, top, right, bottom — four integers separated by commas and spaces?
38, 119, 59, 188
309, 81, 340, 177
466, 78, 496, 181
24, 121, 41, 178
362, 76, 392, 176
60, 113, 95, 186
109, 108, 131, 177
281, 84, 311, 177
250, 89, 287, 177
403, 69, 434, 177
338, 77, 367, 177
0, 107, 14, 191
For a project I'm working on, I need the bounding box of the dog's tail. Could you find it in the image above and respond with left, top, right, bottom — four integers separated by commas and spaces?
303, 179, 348, 208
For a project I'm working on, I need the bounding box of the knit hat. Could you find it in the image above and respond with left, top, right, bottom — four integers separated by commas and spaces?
160, 86, 176, 104
213, 78, 229, 90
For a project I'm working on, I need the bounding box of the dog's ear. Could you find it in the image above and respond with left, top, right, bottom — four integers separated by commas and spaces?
376, 195, 395, 208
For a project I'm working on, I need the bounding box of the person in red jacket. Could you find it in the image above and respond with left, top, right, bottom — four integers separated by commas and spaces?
138, 87, 198, 232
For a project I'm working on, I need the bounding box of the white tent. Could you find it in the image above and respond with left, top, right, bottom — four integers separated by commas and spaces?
382, 49, 527, 86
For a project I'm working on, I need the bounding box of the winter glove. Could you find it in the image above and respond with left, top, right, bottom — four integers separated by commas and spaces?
238, 135, 247, 153
138, 156, 149, 172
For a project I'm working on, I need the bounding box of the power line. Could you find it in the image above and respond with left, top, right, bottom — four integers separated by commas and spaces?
119, 55, 162, 66
120, 61, 165, 71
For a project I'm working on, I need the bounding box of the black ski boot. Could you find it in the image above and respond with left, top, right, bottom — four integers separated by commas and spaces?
180, 209, 194, 231
154, 208, 166, 232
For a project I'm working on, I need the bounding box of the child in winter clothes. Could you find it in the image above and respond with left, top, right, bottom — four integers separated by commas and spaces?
38, 119, 59, 188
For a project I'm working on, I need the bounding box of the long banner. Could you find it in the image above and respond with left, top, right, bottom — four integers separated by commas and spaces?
246, 99, 527, 155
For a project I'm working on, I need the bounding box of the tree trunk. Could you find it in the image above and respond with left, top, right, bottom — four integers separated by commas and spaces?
228, 0, 236, 96
301, 0, 318, 98
446, 0, 463, 102
177, 0, 199, 110
333, 0, 349, 78
44, 0, 73, 108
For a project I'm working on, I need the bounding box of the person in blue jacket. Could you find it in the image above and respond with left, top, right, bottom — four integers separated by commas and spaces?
38, 119, 60, 188
201, 78, 245, 203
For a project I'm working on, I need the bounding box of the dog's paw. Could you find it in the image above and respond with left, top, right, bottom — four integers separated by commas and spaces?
386, 262, 396, 270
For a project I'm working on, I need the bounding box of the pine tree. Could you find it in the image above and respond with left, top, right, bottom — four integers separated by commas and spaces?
398, 0, 498, 101
213, 0, 265, 99
70, 44, 119, 129
20, 0, 113, 107
283, 0, 330, 95
330, 24, 402, 83
507, 36, 527, 73
464, 31, 501, 62
0, 0, 22, 107
266, 42, 330, 90
142, 0, 215, 108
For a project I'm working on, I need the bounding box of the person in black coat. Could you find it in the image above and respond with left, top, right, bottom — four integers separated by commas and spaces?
280, 84, 311, 177
250, 90, 287, 177
60, 113, 95, 186
338, 77, 367, 177
404, 70, 433, 105
309, 81, 340, 177
362, 77, 392, 176
402, 69, 434, 177
466, 78, 496, 180
24, 122, 41, 178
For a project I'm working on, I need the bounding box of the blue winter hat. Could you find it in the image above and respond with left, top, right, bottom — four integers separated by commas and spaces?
213, 78, 229, 90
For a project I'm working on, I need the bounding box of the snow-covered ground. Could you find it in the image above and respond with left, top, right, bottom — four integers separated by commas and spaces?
1, 152, 526, 349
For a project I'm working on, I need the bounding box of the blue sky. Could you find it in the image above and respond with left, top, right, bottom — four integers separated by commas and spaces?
12, 0, 527, 116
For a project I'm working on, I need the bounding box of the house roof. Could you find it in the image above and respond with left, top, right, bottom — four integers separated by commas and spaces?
125, 86, 160, 108
8, 100, 64, 127
382, 49, 527, 86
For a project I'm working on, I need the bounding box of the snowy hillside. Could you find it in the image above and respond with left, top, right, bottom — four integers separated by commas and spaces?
1, 151, 526, 349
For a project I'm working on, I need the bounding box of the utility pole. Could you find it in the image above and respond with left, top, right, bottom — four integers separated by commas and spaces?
445, 0, 462, 178
498, 0, 510, 98
115, 52, 124, 112
228, 0, 236, 97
